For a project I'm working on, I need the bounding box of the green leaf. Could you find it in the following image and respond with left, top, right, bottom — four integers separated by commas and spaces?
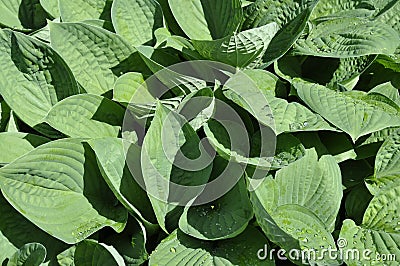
374, 128, 400, 178
111, 0, 163, 46
112, 72, 155, 104
66, 240, 126, 265
192, 23, 279, 68
104, 217, 149, 265
293, 18, 400, 58
168, 0, 243, 40
243, 0, 319, 66
88, 137, 157, 227
44, 94, 124, 138
340, 173, 400, 265
7, 243, 46, 266
141, 102, 212, 232
375, 0, 400, 34
49, 22, 137, 95
275, 149, 342, 231
0, 29, 79, 129
39, 0, 60, 18
179, 178, 253, 240
0, 0, 47, 30
0, 194, 67, 264
0, 132, 48, 165
59, 0, 113, 22
222, 72, 337, 134
294, 79, 400, 142
272, 204, 339, 265
339, 219, 400, 266
149, 227, 274, 266
310, 0, 376, 20
0, 139, 127, 244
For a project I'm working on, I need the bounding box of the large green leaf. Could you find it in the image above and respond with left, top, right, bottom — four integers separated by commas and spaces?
88, 137, 157, 227
310, 0, 377, 20
58, 240, 126, 265
149, 227, 274, 265
44, 94, 124, 138
39, 0, 59, 18
0, 29, 79, 129
243, 0, 319, 66
0, 139, 127, 244
7, 243, 46, 266
0, 194, 66, 264
294, 79, 400, 142
251, 150, 342, 264
293, 17, 400, 58
339, 219, 400, 266
0, 0, 47, 30
112, 72, 155, 104
374, 128, 400, 178
264, 149, 342, 231
179, 178, 253, 241
272, 204, 339, 265
111, 0, 163, 46
375, 0, 400, 33
223, 71, 337, 134
192, 23, 279, 68
59, 0, 113, 22
49, 22, 137, 95
141, 102, 212, 232
0, 132, 48, 165
168, 0, 243, 40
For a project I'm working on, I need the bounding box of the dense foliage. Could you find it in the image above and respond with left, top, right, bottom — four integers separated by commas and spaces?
0, 0, 399, 265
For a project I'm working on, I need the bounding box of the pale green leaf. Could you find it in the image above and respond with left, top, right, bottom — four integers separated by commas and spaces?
44, 94, 124, 138
141, 102, 212, 232
39, 0, 60, 18
192, 23, 279, 68
111, 0, 163, 45
0, 132, 48, 165
0, 0, 47, 30
0, 194, 67, 264
0, 139, 127, 244
0, 29, 79, 129
294, 79, 400, 142
112, 72, 155, 104
149, 227, 274, 266
223, 72, 337, 134
374, 128, 400, 178
88, 137, 157, 227
339, 219, 400, 266
49, 22, 137, 95
59, 0, 113, 22
243, 0, 319, 66
168, 0, 243, 40
293, 18, 400, 57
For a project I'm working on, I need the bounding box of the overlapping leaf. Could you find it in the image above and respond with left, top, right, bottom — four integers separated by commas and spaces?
0, 139, 127, 244
49, 22, 137, 95
294, 79, 400, 141
0, 29, 79, 129
111, 0, 163, 45
168, 0, 243, 40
